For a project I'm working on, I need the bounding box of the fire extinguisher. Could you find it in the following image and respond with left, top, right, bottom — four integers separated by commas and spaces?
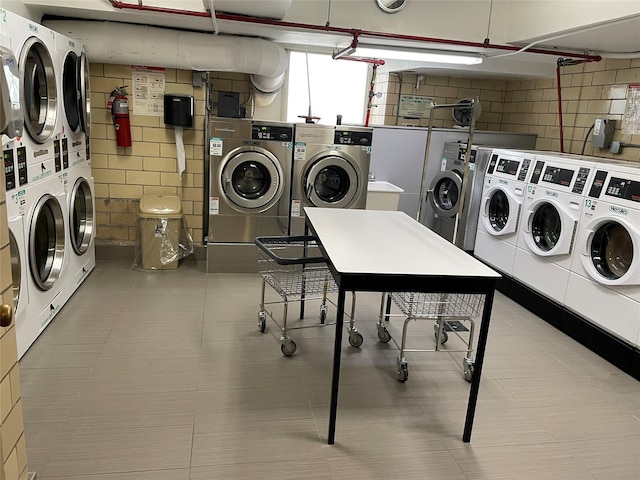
107, 86, 132, 147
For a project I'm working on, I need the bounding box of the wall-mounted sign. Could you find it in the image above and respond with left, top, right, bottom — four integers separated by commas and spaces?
622, 83, 640, 135
132, 66, 166, 116
398, 95, 435, 118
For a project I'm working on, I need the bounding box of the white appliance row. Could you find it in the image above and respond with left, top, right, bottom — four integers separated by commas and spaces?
473, 148, 640, 355
1, 9, 95, 358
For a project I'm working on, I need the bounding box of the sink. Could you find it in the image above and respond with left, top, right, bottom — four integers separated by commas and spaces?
366, 181, 404, 210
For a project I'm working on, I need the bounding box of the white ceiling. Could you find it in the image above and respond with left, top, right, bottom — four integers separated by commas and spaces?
23, 0, 640, 79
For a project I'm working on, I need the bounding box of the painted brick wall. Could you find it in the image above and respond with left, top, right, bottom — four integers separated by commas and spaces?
1, 163, 29, 480
90, 63, 252, 246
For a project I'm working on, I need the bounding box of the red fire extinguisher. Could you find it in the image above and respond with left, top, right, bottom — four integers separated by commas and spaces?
107, 86, 132, 147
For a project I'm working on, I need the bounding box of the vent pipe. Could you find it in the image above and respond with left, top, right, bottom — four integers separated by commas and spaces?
43, 20, 288, 104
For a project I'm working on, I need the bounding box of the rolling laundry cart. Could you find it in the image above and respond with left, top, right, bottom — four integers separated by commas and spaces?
255, 236, 360, 356
377, 291, 484, 382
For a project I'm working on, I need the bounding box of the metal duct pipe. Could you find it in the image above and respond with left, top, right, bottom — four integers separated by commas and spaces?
43, 20, 288, 97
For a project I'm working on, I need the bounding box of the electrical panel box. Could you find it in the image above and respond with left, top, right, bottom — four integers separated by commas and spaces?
591, 118, 616, 149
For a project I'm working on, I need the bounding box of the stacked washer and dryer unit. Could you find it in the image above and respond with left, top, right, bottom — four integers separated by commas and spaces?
2, 9, 94, 358
207, 120, 372, 271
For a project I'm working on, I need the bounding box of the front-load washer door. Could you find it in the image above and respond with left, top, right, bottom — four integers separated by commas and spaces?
62, 50, 81, 135
580, 216, 640, 286
523, 197, 577, 256
218, 147, 284, 213
79, 52, 91, 137
19, 37, 57, 144
29, 194, 65, 291
429, 170, 462, 218
480, 185, 521, 236
304, 154, 359, 208
70, 177, 94, 255
8, 230, 23, 313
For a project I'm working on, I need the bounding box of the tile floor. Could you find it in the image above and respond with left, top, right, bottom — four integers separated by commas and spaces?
18, 259, 640, 479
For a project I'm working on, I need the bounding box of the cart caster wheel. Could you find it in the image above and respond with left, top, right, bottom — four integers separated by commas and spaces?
434, 323, 448, 344
463, 359, 475, 382
397, 360, 409, 383
281, 340, 297, 357
348, 331, 364, 348
319, 305, 328, 324
377, 324, 392, 343
258, 312, 267, 333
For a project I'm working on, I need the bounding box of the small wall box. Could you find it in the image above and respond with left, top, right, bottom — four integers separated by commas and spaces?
164, 94, 194, 127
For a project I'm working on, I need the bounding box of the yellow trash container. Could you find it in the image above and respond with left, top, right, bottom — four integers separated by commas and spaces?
138, 194, 183, 270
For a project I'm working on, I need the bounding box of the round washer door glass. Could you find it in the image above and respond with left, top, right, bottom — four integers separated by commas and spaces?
8, 231, 22, 310
71, 178, 94, 255
29, 194, 65, 291
487, 190, 509, 232
220, 149, 284, 212
305, 155, 359, 208
531, 202, 561, 251
80, 52, 91, 136
430, 170, 462, 217
590, 221, 633, 279
62, 51, 81, 134
20, 37, 57, 143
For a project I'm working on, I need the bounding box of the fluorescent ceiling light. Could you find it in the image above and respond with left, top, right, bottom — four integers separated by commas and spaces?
355, 46, 483, 65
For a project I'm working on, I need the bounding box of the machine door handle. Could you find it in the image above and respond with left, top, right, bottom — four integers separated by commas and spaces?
0, 304, 13, 327
305, 181, 314, 198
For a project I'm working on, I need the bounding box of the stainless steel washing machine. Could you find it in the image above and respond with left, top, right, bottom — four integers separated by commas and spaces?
207, 118, 293, 272
290, 124, 372, 236
425, 142, 492, 251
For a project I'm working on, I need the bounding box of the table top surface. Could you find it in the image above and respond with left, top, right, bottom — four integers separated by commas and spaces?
305, 208, 501, 279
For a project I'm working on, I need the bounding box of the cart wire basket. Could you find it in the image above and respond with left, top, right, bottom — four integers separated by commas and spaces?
376, 291, 485, 382
256, 235, 360, 356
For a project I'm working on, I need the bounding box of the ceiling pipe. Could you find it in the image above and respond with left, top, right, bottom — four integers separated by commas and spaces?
106, 0, 601, 62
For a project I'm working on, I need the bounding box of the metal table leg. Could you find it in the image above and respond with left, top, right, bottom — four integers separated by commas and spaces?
463, 288, 495, 442
328, 286, 346, 444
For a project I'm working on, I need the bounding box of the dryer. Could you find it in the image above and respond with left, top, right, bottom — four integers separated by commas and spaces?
5, 10, 60, 189
474, 149, 534, 276
55, 31, 91, 171
18, 175, 68, 357
290, 124, 372, 236
424, 142, 492, 251
513, 154, 597, 304
208, 118, 293, 242
565, 161, 640, 346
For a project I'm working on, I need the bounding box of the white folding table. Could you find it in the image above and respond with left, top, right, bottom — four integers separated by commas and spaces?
304, 207, 501, 444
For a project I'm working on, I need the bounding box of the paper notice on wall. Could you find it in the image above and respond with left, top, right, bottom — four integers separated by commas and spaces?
622, 84, 640, 135
132, 66, 165, 116
399, 95, 435, 118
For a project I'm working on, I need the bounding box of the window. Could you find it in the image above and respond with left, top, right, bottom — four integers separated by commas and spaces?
286, 51, 369, 125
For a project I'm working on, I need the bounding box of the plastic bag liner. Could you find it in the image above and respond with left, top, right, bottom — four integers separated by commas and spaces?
133, 195, 194, 270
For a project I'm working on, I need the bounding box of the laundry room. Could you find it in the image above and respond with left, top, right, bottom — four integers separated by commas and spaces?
1, 1, 640, 479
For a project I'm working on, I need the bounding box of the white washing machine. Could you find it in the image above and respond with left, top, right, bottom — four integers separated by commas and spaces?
64, 164, 95, 297
5, 10, 60, 185
474, 148, 534, 276
18, 175, 68, 357
290, 123, 372, 236
55, 30, 91, 171
513, 154, 597, 304
565, 161, 640, 346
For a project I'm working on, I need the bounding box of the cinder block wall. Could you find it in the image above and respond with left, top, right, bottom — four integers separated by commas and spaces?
371, 59, 640, 164
1, 168, 29, 479
89, 63, 252, 246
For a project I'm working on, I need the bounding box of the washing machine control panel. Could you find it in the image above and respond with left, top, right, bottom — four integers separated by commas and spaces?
3, 147, 16, 191
605, 176, 640, 203
252, 125, 293, 141
16, 146, 27, 186
571, 167, 592, 194
334, 130, 373, 146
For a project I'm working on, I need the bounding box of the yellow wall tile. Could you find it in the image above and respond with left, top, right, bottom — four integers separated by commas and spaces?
3, 446, 19, 480
92, 168, 126, 185
592, 70, 617, 85
103, 64, 133, 78
1, 375, 12, 422
142, 128, 174, 143
1, 401, 24, 456
130, 142, 160, 157
110, 184, 144, 198
126, 171, 160, 185
15, 434, 27, 477
615, 68, 640, 84
9, 366, 20, 406
96, 225, 130, 241
587, 99, 611, 114
0, 204, 7, 248
109, 154, 143, 171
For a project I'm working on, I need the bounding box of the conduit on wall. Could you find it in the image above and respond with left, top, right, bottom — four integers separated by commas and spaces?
43, 20, 289, 106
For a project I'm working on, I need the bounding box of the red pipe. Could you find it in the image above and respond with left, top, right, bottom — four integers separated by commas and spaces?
107, 0, 602, 62
364, 63, 381, 127
556, 64, 565, 153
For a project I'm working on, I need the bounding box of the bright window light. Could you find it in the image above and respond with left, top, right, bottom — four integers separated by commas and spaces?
286, 51, 369, 125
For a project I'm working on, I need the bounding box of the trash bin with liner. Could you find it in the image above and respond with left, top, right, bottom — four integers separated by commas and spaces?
137, 194, 188, 270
